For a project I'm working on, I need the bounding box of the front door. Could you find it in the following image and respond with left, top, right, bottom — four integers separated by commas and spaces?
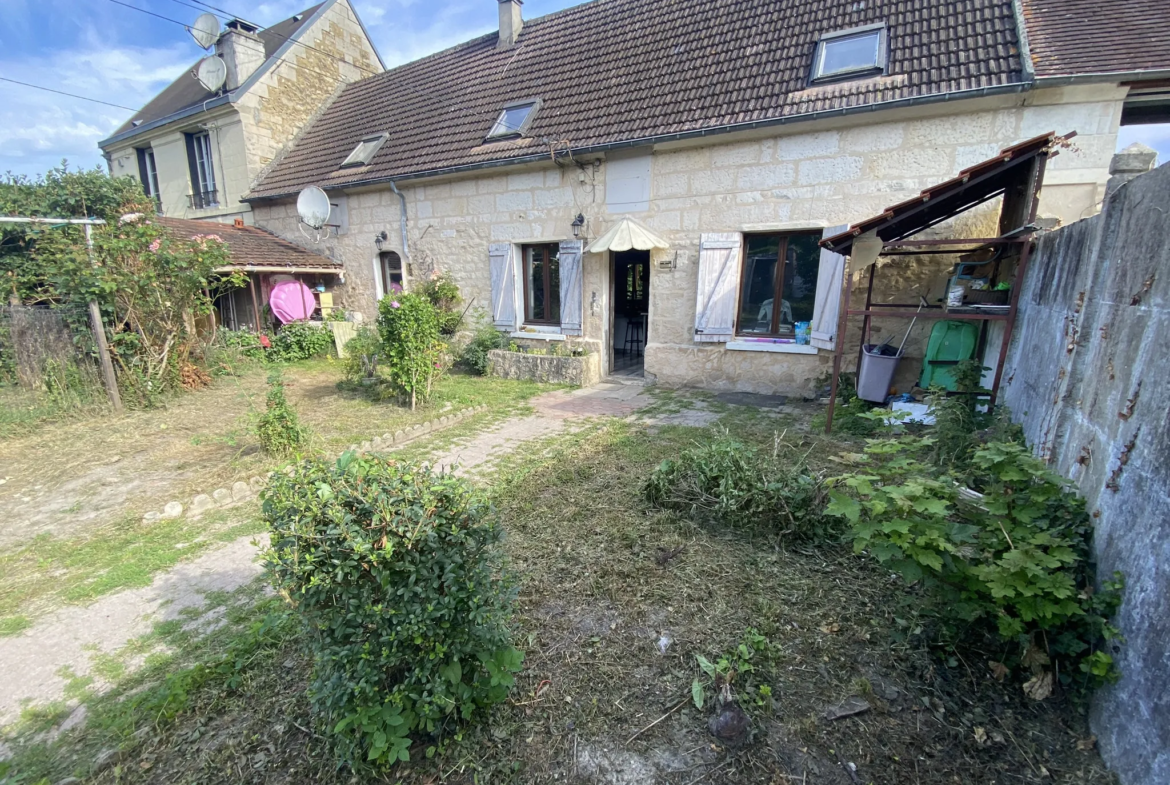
610, 250, 650, 377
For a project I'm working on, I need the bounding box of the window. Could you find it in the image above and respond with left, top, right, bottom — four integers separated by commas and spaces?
487, 99, 540, 140
812, 25, 886, 82
736, 232, 821, 337
136, 147, 161, 211
341, 132, 388, 168
377, 251, 403, 296
185, 131, 218, 209
522, 244, 560, 324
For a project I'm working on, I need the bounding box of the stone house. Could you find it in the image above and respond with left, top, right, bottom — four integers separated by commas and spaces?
244, 0, 1170, 395
99, 0, 382, 226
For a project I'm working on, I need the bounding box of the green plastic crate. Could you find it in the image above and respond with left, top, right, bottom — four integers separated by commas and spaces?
918, 320, 979, 390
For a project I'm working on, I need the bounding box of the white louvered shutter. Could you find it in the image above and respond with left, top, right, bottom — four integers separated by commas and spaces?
371, 256, 384, 302
558, 239, 583, 336
693, 233, 742, 343
809, 225, 849, 351
489, 243, 518, 330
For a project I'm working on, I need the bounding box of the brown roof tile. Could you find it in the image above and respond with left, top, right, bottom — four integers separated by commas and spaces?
157, 217, 342, 272
249, 0, 1027, 199
1023, 0, 1170, 78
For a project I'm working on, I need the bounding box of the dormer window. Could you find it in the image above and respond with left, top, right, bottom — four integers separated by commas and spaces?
487, 99, 540, 140
340, 132, 388, 167
812, 24, 886, 82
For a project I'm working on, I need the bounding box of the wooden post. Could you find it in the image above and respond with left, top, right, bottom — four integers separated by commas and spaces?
84, 224, 123, 413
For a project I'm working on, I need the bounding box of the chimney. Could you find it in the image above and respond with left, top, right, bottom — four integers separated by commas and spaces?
1105, 142, 1158, 197
216, 19, 266, 91
497, 0, 523, 49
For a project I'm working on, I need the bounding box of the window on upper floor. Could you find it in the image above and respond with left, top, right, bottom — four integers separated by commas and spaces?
341, 132, 389, 168
184, 131, 218, 209
487, 99, 540, 140
136, 147, 161, 213
736, 232, 822, 338
812, 24, 887, 83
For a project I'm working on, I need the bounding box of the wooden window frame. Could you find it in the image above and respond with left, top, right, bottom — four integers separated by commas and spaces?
521, 243, 560, 325
736, 231, 819, 338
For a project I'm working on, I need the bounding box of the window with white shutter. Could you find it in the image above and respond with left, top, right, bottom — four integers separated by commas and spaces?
808, 225, 849, 351
489, 243, 518, 330
558, 239, 583, 335
693, 233, 743, 343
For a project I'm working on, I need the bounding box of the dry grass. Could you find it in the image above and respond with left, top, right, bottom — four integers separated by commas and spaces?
1, 405, 1115, 785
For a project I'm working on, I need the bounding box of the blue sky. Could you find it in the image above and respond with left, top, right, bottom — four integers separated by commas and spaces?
0, 0, 1167, 178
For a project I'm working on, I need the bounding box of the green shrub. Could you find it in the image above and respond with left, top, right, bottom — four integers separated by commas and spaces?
458, 315, 507, 375
261, 453, 522, 766
417, 271, 463, 336
827, 436, 1123, 697
256, 371, 307, 456
644, 433, 832, 541
269, 321, 334, 363
341, 326, 383, 383
811, 374, 878, 436
378, 293, 444, 409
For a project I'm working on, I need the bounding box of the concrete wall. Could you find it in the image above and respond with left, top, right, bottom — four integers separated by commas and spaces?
252, 85, 1126, 392
103, 0, 379, 224
1000, 163, 1170, 785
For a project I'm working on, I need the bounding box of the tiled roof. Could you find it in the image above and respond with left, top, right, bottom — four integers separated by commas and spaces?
1023, 0, 1170, 78
106, 3, 325, 140
157, 217, 342, 272
249, 0, 1027, 199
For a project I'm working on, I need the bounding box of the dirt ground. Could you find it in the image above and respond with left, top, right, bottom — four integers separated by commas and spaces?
0, 388, 1116, 785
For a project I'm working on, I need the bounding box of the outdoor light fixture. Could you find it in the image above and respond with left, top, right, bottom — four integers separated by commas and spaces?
571, 213, 585, 239
374, 230, 388, 250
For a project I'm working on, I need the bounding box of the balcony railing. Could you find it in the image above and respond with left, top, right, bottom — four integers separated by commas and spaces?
188, 190, 219, 210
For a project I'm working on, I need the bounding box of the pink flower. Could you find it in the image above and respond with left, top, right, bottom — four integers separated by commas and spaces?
390, 301, 401, 308
148, 239, 161, 252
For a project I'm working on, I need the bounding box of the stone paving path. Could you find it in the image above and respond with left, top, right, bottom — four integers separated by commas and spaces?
0, 381, 655, 731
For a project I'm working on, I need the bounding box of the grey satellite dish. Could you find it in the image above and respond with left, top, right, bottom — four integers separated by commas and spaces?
297, 187, 332, 230
189, 13, 221, 49
196, 56, 228, 93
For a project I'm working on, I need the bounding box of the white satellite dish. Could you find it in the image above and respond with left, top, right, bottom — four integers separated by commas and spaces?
196, 56, 228, 93
189, 13, 221, 49
297, 186, 332, 231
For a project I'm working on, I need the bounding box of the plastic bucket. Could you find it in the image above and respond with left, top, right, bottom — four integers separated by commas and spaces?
857, 344, 902, 403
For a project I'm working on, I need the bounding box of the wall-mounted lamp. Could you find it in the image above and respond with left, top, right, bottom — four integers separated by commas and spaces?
374, 230, 388, 251
571, 213, 585, 239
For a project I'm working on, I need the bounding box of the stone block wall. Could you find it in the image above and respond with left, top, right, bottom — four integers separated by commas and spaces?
252, 85, 1125, 393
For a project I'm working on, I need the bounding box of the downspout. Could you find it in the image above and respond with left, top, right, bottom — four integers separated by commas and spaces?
389, 181, 409, 264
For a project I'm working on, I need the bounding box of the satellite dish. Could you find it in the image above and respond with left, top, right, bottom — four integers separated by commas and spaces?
196, 56, 228, 93
297, 186, 332, 231
189, 13, 221, 49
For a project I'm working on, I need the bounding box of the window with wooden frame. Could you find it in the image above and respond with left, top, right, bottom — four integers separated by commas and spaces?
522, 243, 560, 324
378, 251, 403, 296
736, 232, 822, 337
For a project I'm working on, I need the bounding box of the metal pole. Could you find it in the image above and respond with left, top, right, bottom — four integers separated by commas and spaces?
989, 238, 1032, 406
84, 224, 123, 413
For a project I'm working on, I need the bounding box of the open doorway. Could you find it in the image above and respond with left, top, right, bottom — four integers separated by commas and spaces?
611, 250, 650, 377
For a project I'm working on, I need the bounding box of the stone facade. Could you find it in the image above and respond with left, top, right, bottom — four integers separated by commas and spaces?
103, 0, 379, 225
252, 85, 1126, 394
487, 349, 602, 387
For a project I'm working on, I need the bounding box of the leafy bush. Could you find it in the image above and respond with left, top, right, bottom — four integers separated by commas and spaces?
811, 374, 878, 436
255, 371, 307, 456
261, 453, 523, 766
268, 321, 334, 363
378, 293, 444, 409
341, 326, 383, 383
644, 433, 832, 541
827, 436, 1123, 697
458, 316, 507, 375
417, 271, 463, 336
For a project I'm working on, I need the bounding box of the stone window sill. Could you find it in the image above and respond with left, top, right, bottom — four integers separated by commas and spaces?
725, 340, 818, 355
511, 330, 566, 341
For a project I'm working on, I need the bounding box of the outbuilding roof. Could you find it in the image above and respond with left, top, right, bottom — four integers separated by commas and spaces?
1022, 0, 1170, 79
248, 0, 1029, 199
157, 217, 343, 273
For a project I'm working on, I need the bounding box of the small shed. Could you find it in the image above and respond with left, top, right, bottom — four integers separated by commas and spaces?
818, 131, 1070, 432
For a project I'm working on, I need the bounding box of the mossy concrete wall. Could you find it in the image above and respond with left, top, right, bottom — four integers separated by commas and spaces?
1001, 162, 1170, 785
487, 350, 601, 387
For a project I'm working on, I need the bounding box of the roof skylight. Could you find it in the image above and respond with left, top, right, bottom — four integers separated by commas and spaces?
487, 99, 541, 140
812, 24, 886, 82
340, 132, 388, 167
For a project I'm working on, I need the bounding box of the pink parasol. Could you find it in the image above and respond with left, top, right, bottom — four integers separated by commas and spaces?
269, 281, 317, 323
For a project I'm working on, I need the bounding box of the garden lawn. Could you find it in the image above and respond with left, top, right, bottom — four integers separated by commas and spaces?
0, 403, 1114, 785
